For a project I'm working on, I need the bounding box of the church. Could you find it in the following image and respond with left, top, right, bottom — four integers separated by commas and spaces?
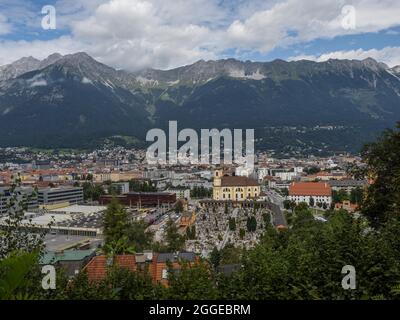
212, 169, 261, 201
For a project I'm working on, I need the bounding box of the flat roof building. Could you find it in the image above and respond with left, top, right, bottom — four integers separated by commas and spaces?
38, 186, 83, 205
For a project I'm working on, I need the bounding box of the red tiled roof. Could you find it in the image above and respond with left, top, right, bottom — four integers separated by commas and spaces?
289, 182, 331, 196
84, 255, 136, 282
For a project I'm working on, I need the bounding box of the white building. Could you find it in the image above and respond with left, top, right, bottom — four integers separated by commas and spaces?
288, 182, 332, 208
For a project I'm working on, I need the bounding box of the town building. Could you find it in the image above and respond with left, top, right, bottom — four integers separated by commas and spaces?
83, 251, 198, 285
288, 182, 332, 207
0, 186, 38, 215
213, 169, 260, 201
111, 182, 130, 194
40, 249, 96, 278
38, 186, 84, 205
168, 188, 191, 200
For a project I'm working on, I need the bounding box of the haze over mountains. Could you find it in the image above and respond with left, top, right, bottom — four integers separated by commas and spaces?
1, 52, 400, 155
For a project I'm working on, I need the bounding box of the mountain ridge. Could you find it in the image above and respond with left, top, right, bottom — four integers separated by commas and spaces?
0, 52, 400, 155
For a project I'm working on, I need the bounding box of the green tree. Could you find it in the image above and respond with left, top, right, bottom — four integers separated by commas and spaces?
166, 261, 219, 300
165, 219, 185, 252
103, 199, 130, 254
246, 216, 257, 232
350, 187, 363, 205
0, 251, 38, 300
175, 200, 184, 213
228, 217, 236, 231
209, 247, 221, 269
127, 220, 154, 252
361, 123, 400, 227
239, 228, 246, 240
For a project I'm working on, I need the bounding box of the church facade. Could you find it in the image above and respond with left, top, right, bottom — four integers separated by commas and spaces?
212, 169, 261, 201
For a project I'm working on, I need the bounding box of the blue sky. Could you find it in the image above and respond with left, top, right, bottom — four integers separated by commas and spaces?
1, 0, 400, 70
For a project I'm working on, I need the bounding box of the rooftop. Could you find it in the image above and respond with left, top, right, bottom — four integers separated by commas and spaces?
84, 255, 137, 282
40, 249, 96, 265
220, 175, 259, 187
50, 204, 106, 215
289, 182, 332, 196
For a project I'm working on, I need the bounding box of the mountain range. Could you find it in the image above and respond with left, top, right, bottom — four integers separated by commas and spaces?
1, 52, 400, 155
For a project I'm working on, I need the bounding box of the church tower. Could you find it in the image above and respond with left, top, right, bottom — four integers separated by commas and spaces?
213, 169, 223, 200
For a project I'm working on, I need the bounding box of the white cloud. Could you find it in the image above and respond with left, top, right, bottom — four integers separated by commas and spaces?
1, 0, 400, 70
0, 36, 81, 66
224, 0, 400, 52
289, 47, 400, 67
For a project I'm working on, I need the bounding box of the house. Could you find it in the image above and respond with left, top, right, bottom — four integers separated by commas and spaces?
213, 169, 260, 201
84, 254, 138, 282
168, 188, 191, 200
288, 182, 332, 207
40, 249, 96, 278
83, 251, 198, 285
335, 200, 359, 213
152, 252, 198, 286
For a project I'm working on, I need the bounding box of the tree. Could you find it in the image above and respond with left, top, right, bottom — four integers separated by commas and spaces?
228, 218, 236, 231
103, 199, 131, 254
166, 261, 219, 300
246, 216, 257, 232
126, 220, 153, 252
209, 247, 221, 269
185, 226, 196, 240
350, 187, 363, 205
219, 244, 242, 265
239, 228, 246, 240
304, 166, 320, 175
105, 267, 164, 300
129, 180, 157, 192
361, 123, 400, 227
332, 190, 349, 204
165, 219, 185, 252
0, 175, 45, 259
0, 251, 38, 300
82, 182, 105, 201
283, 200, 292, 210
175, 200, 184, 213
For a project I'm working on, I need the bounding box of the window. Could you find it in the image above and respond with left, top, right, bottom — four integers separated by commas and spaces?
162, 269, 168, 279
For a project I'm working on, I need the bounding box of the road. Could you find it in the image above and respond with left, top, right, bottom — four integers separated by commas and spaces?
264, 188, 285, 209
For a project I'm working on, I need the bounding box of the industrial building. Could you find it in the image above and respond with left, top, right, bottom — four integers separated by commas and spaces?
99, 192, 176, 207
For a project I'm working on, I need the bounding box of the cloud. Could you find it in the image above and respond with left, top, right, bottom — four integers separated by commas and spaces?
1, 0, 400, 70
69, 0, 221, 70
0, 36, 82, 66
289, 47, 400, 67
224, 0, 400, 52
0, 13, 12, 35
